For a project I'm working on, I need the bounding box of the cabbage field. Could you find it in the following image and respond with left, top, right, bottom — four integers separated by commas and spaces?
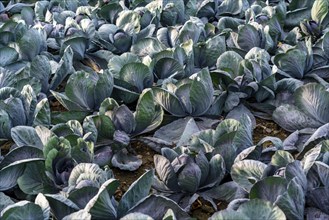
1, 0, 329, 219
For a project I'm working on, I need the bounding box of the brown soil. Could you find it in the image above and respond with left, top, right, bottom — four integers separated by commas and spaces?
50, 100, 67, 112
253, 118, 290, 145
113, 141, 156, 200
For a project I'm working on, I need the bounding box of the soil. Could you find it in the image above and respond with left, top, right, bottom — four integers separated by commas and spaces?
253, 118, 290, 145
113, 141, 156, 200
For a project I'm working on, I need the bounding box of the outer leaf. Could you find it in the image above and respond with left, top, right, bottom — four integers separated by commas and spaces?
0, 192, 14, 213
154, 117, 200, 145
50, 46, 74, 91
117, 170, 154, 217
134, 89, 163, 135
216, 51, 243, 77
271, 150, 294, 167
65, 71, 98, 111
153, 87, 187, 116
154, 155, 180, 191
307, 187, 329, 214
189, 69, 214, 116
177, 161, 202, 193
84, 179, 119, 219
118, 63, 153, 93
17, 161, 56, 195
131, 38, 165, 57
0, 47, 18, 66
238, 199, 286, 220
312, 0, 329, 24
45, 194, 79, 220
273, 104, 322, 132
273, 49, 306, 79
11, 126, 43, 148
35, 193, 50, 220
68, 163, 109, 187
111, 150, 142, 171
231, 160, 267, 192
127, 195, 190, 220
295, 83, 329, 124
19, 29, 46, 61
0, 158, 44, 191
62, 210, 91, 220
0, 201, 44, 220
249, 177, 288, 203
275, 178, 305, 220
237, 24, 263, 51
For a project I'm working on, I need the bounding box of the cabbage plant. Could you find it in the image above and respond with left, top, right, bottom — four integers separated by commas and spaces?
152, 68, 221, 117
273, 83, 329, 132
51, 69, 113, 112
0, 85, 50, 139
153, 149, 227, 211
83, 89, 163, 171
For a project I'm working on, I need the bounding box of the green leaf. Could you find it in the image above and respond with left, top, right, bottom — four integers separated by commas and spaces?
50, 46, 74, 91
134, 89, 162, 135
0, 158, 44, 191
116, 10, 141, 35
238, 199, 286, 220
118, 63, 153, 93
19, 28, 46, 61
154, 57, 185, 79
62, 210, 91, 220
273, 49, 307, 79
68, 187, 99, 209
0, 192, 14, 213
295, 83, 329, 124
61, 37, 88, 60
94, 70, 114, 109
17, 161, 55, 195
51, 111, 89, 124
275, 178, 305, 220
189, 69, 214, 116
154, 117, 200, 145
111, 150, 142, 171
11, 126, 43, 148
35, 193, 50, 220
237, 24, 263, 51
117, 170, 154, 217
45, 194, 79, 220
128, 195, 190, 220
153, 87, 187, 117
0, 201, 44, 220
216, 51, 243, 77
177, 160, 201, 193
0, 47, 18, 66
83, 114, 115, 142
205, 154, 226, 188
271, 150, 294, 167
84, 179, 119, 219
33, 98, 51, 127
273, 104, 322, 132
65, 71, 98, 111
131, 38, 165, 57
312, 0, 329, 25
250, 177, 288, 203
231, 159, 267, 192
120, 212, 153, 220
154, 154, 180, 191
68, 163, 109, 187
0, 110, 12, 139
